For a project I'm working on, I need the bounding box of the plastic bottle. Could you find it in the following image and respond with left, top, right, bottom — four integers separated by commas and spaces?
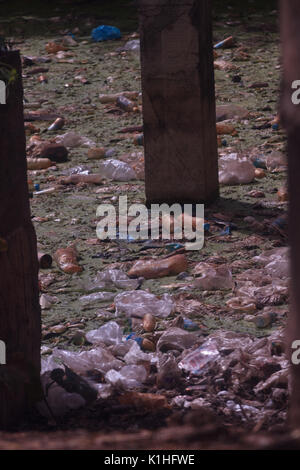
128, 254, 188, 279
214, 36, 234, 49
27, 158, 53, 170
47, 117, 65, 131
116, 95, 135, 112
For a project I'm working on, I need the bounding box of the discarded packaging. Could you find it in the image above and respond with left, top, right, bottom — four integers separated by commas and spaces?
114, 290, 174, 318
128, 254, 188, 279
54, 245, 83, 274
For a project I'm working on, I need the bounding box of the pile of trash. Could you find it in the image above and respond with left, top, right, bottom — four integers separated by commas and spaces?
40, 319, 288, 428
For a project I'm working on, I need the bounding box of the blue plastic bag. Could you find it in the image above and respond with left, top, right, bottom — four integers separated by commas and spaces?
91, 25, 121, 42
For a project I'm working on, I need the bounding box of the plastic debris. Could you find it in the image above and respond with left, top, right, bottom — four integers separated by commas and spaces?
27, 158, 53, 170
128, 254, 188, 279
79, 291, 116, 306
193, 263, 233, 290
86, 321, 122, 346
114, 290, 174, 318
98, 159, 137, 181
105, 365, 147, 390
219, 154, 255, 185
54, 244, 83, 274
123, 39, 140, 52
53, 347, 123, 375
84, 269, 140, 292
156, 354, 182, 389
91, 25, 121, 42
157, 327, 197, 352
54, 132, 96, 148
214, 36, 234, 49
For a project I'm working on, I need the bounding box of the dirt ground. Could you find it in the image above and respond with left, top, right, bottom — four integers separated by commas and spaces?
0, 0, 293, 450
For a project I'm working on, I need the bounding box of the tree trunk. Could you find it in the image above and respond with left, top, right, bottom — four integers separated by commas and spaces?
280, 0, 300, 428
0, 51, 41, 428
138, 0, 219, 205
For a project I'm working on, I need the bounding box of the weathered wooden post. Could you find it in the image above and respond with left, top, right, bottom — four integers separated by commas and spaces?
281, 0, 300, 429
138, 0, 219, 205
0, 50, 41, 427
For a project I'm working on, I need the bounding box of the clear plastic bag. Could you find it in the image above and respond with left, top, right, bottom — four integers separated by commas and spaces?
54, 132, 96, 148
98, 159, 137, 181
52, 347, 123, 374
84, 269, 139, 292
114, 290, 174, 318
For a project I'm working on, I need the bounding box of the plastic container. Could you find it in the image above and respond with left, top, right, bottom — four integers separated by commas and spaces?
128, 254, 188, 280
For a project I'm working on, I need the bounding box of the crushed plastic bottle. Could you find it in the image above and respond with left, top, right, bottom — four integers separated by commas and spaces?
114, 290, 174, 318
54, 244, 83, 274
219, 154, 255, 185
79, 291, 116, 306
128, 254, 188, 280
123, 39, 140, 52
157, 327, 197, 352
179, 331, 253, 375
123, 341, 152, 365
265, 151, 287, 171
98, 159, 137, 181
84, 269, 140, 292
226, 296, 257, 313
253, 247, 289, 279
156, 354, 182, 389
85, 321, 122, 346
52, 347, 123, 375
105, 364, 147, 390
193, 263, 233, 290
54, 132, 96, 148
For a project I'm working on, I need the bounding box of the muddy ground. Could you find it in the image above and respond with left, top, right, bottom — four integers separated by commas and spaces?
0, 0, 295, 450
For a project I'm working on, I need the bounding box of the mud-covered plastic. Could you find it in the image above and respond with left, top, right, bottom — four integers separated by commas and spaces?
193, 262, 233, 290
